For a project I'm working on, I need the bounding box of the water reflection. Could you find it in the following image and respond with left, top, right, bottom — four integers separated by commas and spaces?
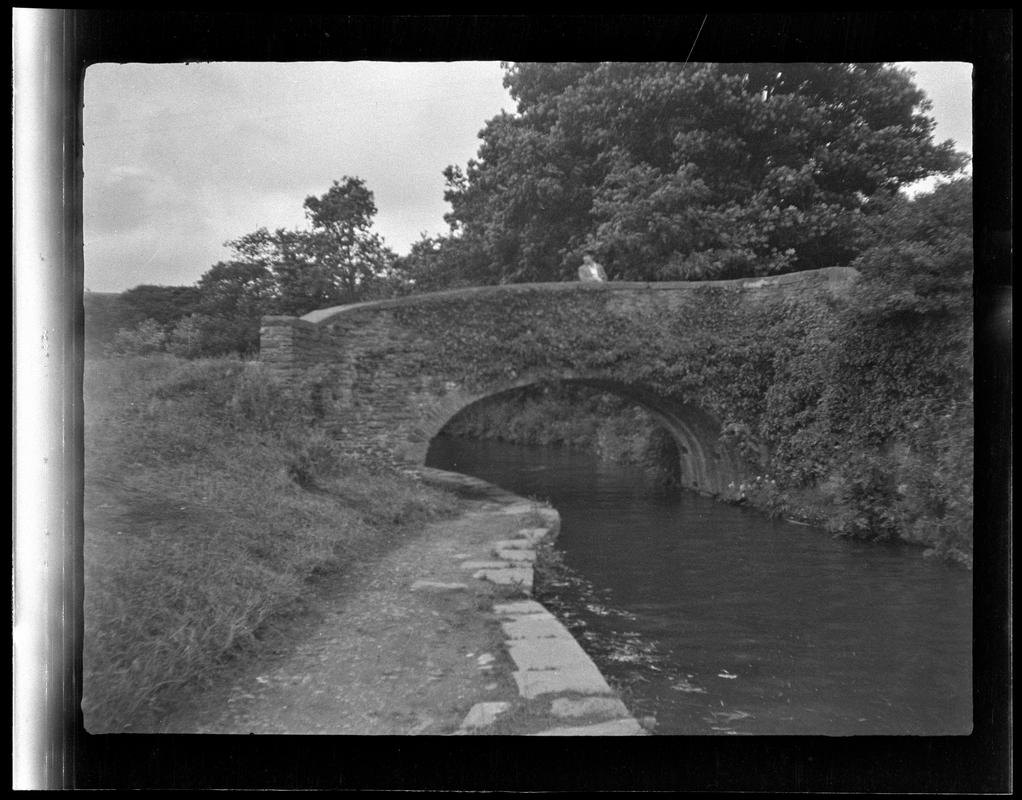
427, 436, 973, 736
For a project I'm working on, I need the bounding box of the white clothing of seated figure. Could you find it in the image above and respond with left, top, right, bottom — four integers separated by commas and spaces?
577, 254, 607, 282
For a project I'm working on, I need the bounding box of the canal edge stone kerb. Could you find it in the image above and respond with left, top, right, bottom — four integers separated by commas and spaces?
415, 468, 647, 736
464, 511, 647, 736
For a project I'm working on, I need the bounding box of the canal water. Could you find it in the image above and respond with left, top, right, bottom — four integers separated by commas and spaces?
426, 436, 973, 736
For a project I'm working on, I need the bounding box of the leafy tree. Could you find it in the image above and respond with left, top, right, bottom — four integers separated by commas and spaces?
116, 284, 202, 328
165, 315, 205, 358
224, 178, 398, 316
287, 177, 397, 311
85, 285, 200, 355
89, 179, 400, 359
148, 177, 401, 355
185, 260, 279, 355
392, 233, 490, 293
303, 178, 382, 276
443, 62, 968, 284
823, 178, 973, 447
197, 260, 277, 318
847, 177, 973, 317
108, 318, 168, 356
788, 178, 974, 554
84, 291, 131, 353
216, 177, 398, 316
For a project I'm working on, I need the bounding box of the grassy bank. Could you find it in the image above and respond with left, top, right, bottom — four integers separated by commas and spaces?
83, 354, 461, 732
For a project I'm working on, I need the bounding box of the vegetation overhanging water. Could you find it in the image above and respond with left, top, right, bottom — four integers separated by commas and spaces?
428, 435, 973, 736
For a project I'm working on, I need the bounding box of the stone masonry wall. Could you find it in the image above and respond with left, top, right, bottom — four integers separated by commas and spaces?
259, 267, 858, 493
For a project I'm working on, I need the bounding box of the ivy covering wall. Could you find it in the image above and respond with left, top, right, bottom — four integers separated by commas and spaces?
387, 264, 970, 565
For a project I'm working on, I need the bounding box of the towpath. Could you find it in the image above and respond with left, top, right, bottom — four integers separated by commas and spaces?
161, 470, 646, 736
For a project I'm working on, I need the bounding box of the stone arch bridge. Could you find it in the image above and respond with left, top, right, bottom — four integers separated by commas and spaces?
260, 267, 857, 496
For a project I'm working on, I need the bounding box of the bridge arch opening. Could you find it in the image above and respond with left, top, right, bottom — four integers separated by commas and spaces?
419, 378, 745, 497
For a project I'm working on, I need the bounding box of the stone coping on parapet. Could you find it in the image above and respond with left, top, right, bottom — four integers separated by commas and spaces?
298, 266, 860, 325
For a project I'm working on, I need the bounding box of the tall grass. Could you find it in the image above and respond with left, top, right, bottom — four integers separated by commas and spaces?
83, 355, 461, 731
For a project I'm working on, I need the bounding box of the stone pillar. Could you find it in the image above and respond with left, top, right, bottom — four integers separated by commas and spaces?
259, 315, 321, 376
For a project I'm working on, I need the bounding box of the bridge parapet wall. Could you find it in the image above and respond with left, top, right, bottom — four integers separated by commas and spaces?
259, 267, 858, 493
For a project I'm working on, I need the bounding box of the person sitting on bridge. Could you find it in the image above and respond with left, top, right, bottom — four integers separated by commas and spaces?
578, 254, 608, 282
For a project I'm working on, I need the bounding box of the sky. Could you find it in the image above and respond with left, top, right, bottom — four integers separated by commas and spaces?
82, 61, 972, 293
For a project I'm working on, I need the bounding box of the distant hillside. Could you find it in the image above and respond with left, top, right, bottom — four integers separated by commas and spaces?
84, 285, 203, 355
84, 291, 125, 352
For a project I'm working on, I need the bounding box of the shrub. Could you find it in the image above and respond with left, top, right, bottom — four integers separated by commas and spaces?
165, 314, 205, 358
108, 318, 168, 355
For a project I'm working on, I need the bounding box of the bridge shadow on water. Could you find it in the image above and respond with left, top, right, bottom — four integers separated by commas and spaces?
422, 378, 743, 498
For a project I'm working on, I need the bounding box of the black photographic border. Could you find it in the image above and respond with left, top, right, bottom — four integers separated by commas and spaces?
14, 9, 1012, 792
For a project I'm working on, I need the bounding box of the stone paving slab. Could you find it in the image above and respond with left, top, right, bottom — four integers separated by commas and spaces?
531, 718, 647, 736
495, 549, 536, 562
460, 701, 512, 730
492, 600, 551, 617
492, 539, 535, 550
498, 502, 539, 515
507, 638, 595, 672
409, 580, 469, 592
514, 528, 552, 543
550, 696, 632, 719
473, 567, 533, 588
501, 616, 574, 640
459, 560, 513, 570
512, 666, 614, 699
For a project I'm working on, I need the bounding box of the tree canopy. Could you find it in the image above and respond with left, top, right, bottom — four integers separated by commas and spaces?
92, 177, 401, 357
116, 284, 202, 327
433, 61, 967, 285
224, 177, 398, 317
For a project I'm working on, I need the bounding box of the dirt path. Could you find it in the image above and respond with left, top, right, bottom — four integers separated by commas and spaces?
160, 504, 509, 733
159, 471, 643, 736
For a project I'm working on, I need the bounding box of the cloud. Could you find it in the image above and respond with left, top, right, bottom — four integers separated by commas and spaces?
84, 159, 230, 290
85, 166, 159, 235
898, 61, 973, 155
84, 61, 513, 291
